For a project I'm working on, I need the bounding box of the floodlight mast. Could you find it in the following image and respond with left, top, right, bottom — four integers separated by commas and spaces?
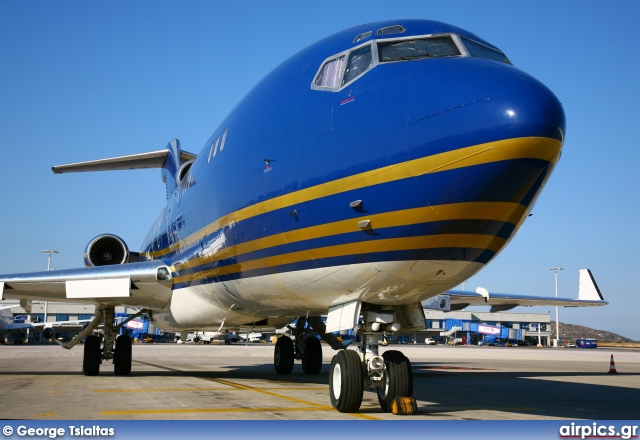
41, 249, 59, 323
42, 249, 59, 271
549, 267, 564, 347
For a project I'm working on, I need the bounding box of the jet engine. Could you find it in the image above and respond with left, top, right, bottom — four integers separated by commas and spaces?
84, 234, 131, 267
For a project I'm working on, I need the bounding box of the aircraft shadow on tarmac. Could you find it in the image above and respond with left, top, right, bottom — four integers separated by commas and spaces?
408, 361, 640, 420
2, 361, 638, 419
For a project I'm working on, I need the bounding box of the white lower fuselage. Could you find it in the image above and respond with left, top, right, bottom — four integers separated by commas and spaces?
151, 259, 483, 331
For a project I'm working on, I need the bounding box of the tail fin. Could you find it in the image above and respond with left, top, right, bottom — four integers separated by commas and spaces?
51, 139, 196, 200
578, 269, 604, 301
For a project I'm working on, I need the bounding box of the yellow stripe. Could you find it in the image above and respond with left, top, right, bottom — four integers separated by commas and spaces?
33, 412, 58, 418
176, 233, 506, 283
174, 201, 527, 274
102, 406, 350, 415
94, 386, 327, 393
150, 136, 560, 258
131, 360, 379, 420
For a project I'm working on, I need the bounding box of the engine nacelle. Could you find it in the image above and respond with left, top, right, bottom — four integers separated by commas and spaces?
84, 234, 130, 267
42, 327, 55, 340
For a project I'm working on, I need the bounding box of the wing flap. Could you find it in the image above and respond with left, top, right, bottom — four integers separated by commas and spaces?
66, 278, 131, 299
1, 261, 173, 309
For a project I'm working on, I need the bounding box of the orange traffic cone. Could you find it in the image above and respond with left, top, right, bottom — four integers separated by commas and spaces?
608, 354, 618, 374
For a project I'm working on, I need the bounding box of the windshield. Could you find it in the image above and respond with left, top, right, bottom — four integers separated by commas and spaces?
313, 55, 346, 88
343, 44, 373, 85
462, 37, 511, 64
378, 36, 460, 62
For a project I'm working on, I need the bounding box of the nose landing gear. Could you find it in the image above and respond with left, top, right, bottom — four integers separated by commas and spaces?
328, 308, 415, 413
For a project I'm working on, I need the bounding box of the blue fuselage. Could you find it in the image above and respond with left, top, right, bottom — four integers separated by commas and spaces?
140, 19, 564, 320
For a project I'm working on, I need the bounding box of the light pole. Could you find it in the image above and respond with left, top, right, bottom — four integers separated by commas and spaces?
41, 250, 58, 324
549, 267, 563, 347
42, 249, 58, 271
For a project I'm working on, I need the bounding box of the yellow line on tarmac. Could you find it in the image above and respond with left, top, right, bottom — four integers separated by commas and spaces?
123, 360, 380, 420
33, 412, 58, 418
103, 406, 339, 415
94, 386, 327, 393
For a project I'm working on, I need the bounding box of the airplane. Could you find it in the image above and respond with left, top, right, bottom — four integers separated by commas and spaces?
0, 19, 607, 413
176, 331, 229, 344
0, 303, 90, 344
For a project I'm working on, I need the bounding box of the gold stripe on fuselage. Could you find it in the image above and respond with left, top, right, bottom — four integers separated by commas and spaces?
173, 201, 527, 274
151, 137, 560, 259
175, 233, 507, 284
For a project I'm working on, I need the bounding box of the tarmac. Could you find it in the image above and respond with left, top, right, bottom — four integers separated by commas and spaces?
1, 342, 639, 420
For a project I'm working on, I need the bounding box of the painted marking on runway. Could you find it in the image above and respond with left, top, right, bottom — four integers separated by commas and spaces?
103, 406, 345, 415
418, 366, 494, 371
33, 412, 58, 418
94, 386, 327, 393
123, 360, 380, 420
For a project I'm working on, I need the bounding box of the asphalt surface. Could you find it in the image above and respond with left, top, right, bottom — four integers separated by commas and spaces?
1, 342, 638, 420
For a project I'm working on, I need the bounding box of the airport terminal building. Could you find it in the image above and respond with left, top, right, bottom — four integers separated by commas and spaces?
2, 300, 552, 346
393, 310, 551, 346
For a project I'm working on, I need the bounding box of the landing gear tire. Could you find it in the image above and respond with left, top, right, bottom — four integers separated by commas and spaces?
301, 337, 322, 375
376, 350, 413, 412
83, 335, 101, 376
274, 335, 294, 374
114, 335, 132, 376
329, 350, 364, 413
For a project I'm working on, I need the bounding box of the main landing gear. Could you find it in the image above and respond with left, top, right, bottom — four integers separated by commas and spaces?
272, 311, 414, 413
273, 316, 326, 376
45, 306, 143, 376
81, 307, 134, 376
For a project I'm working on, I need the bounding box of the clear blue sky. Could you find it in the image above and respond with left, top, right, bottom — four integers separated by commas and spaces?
1, 1, 638, 339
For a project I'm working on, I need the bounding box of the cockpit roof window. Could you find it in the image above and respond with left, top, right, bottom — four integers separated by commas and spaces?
378, 36, 460, 63
376, 25, 405, 37
353, 31, 372, 43
462, 37, 512, 65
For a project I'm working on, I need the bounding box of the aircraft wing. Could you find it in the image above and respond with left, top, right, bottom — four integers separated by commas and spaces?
423, 269, 607, 313
0, 304, 21, 311
6, 320, 91, 332
0, 261, 174, 310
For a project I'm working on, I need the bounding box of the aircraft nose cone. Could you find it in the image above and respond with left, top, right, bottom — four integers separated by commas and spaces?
407, 59, 566, 153
489, 64, 566, 142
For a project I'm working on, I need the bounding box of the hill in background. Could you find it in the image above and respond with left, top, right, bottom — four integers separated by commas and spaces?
551, 322, 637, 343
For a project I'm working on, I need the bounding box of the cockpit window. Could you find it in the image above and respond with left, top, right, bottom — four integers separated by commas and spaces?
462, 37, 511, 64
314, 55, 346, 88
342, 44, 373, 85
376, 25, 405, 37
378, 36, 460, 62
312, 32, 513, 92
353, 31, 372, 43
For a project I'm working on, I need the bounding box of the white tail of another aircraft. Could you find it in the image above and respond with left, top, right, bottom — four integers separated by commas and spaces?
578, 269, 604, 301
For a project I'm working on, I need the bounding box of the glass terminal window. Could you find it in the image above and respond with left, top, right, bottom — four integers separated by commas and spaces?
378, 36, 460, 62
462, 37, 511, 64
342, 44, 373, 85
314, 55, 346, 88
